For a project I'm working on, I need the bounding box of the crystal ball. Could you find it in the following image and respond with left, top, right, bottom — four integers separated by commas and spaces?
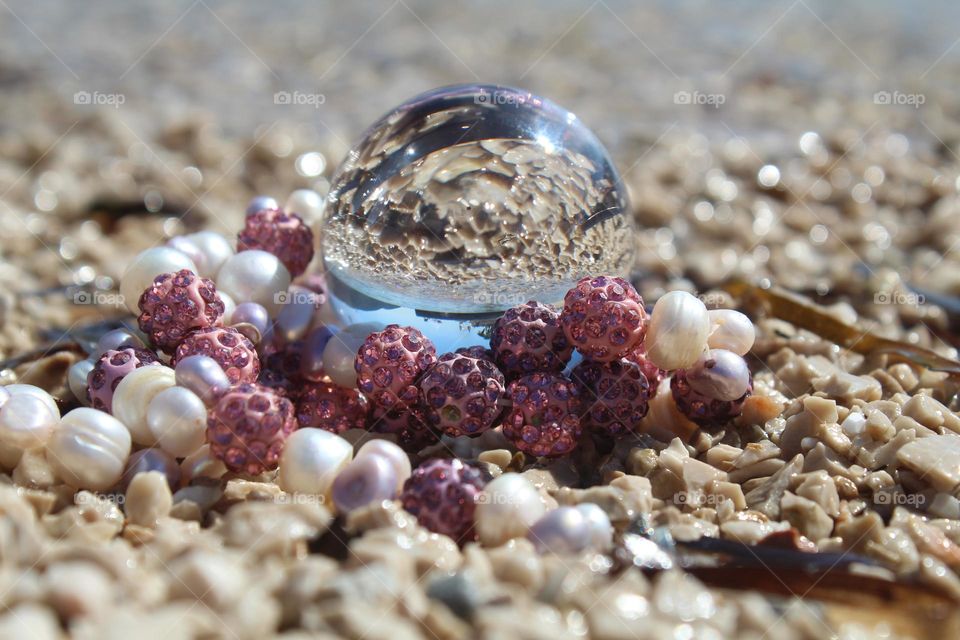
322, 84, 634, 314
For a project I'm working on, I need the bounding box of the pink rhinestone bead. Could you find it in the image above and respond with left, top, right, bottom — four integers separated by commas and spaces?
355, 325, 437, 410
559, 276, 647, 362
206, 383, 296, 475
454, 345, 495, 362
571, 359, 651, 437
172, 326, 260, 385
238, 208, 315, 277
670, 369, 752, 426
369, 404, 439, 452
625, 344, 666, 390
295, 381, 370, 434
258, 339, 305, 397
419, 353, 505, 437
502, 373, 582, 458
137, 269, 225, 353
490, 301, 573, 379
400, 458, 485, 542
87, 347, 161, 413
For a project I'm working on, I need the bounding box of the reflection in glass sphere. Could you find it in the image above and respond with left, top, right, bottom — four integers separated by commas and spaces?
322, 84, 634, 315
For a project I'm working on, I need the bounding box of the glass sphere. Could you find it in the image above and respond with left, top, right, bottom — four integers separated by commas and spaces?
322, 84, 634, 314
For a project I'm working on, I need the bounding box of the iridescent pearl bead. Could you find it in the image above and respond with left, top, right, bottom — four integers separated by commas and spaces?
68, 360, 95, 405
278, 428, 353, 497
643, 291, 710, 371
168, 231, 234, 279
5, 384, 60, 420
119, 247, 197, 314
356, 439, 411, 492
527, 506, 591, 554
685, 349, 752, 401
180, 444, 227, 482
0, 393, 59, 449
122, 448, 181, 490
284, 189, 324, 224
48, 408, 131, 490
707, 309, 755, 356
275, 285, 321, 342
229, 302, 271, 345
216, 250, 291, 316
218, 291, 236, 324
575, 503, 613, 550
300, 326, 338, 381
174, 355, 231, 406
321, 323, 382, 389
246, 195, 279, 216
91, 328, 144, 361
146, 386, 207, 457
112, 365, 177, 445
474, 473, 546, 547
331, 453, 398, 514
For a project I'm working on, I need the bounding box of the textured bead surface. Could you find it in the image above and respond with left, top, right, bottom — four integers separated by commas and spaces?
0, 393, 59, 449
87, 347, 161, 413
559, 276, 647, 362
206, 383, 297, 475
278, 428, 353, 497
172, 326, 260, 385
571, 358, 650, 437
502, 373, 582, 457
671, 367, 752, 426
295, 381, 370, 433
138, 269, 225, 353
643, 290, 710, 371
4, 384, 60, 420
120, 247, 197, 314
355, 325, 437, 410
91, 328, 145, 361
48, 408, 132, 491
490, 301, 572, 379
419, 353, 505, 437
369, 404, 438, 452
238, 208, 315, 277
112, 365, 177, 446
624, 345, 667, 390
257, 340, 305, 396
400, 458, 485, 542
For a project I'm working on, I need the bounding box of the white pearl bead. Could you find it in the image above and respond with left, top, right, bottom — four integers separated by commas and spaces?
356, 439, 410, 491
707, 309, 755, 356
284, 189, 324, 224
180, 444, 226, 482
218, 291, 236, 324
146, 386, 207, 457
275, 285, 321, 342
68, 360, 95, 405
120, 247, 197, 314
475, 473, 546, 547
48, 408, 131, 490
112, 365, 177, 445
322, 323, 382, 389
686, 349, 752, 401
0, 393, 59, 449
278, 428, 353, 497
527, 506, 591, 554
575, 503, 613, 550
5, 384, 60, 420
216, 250, 291, 316
331, 453, 398, 514
643, 291, 711, 371
91, 329, 144, 361
182, 231, 234, 279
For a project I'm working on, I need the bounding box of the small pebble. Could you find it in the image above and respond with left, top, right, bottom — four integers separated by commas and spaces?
125, 470, 173, 527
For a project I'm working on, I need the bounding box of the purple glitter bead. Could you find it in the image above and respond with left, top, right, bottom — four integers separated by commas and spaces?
295, 381, 370, 434
571, 358, 650, 437
559, 276, 647, 362
137, 269, 225, 354
400, 458, 485, 543
369, 404, 439, 453
172, 326, 260, 385
257, 339, 305, 397
490, 301, 573, 379
238, 208, 315, 277
624, 344, 666, 390
670, 368, 752, 426
502, 372, 582, 458
419, 353, 505, 437
86, 347, 161, 413
355, 325, 437, 410
206, 383, 296, 475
